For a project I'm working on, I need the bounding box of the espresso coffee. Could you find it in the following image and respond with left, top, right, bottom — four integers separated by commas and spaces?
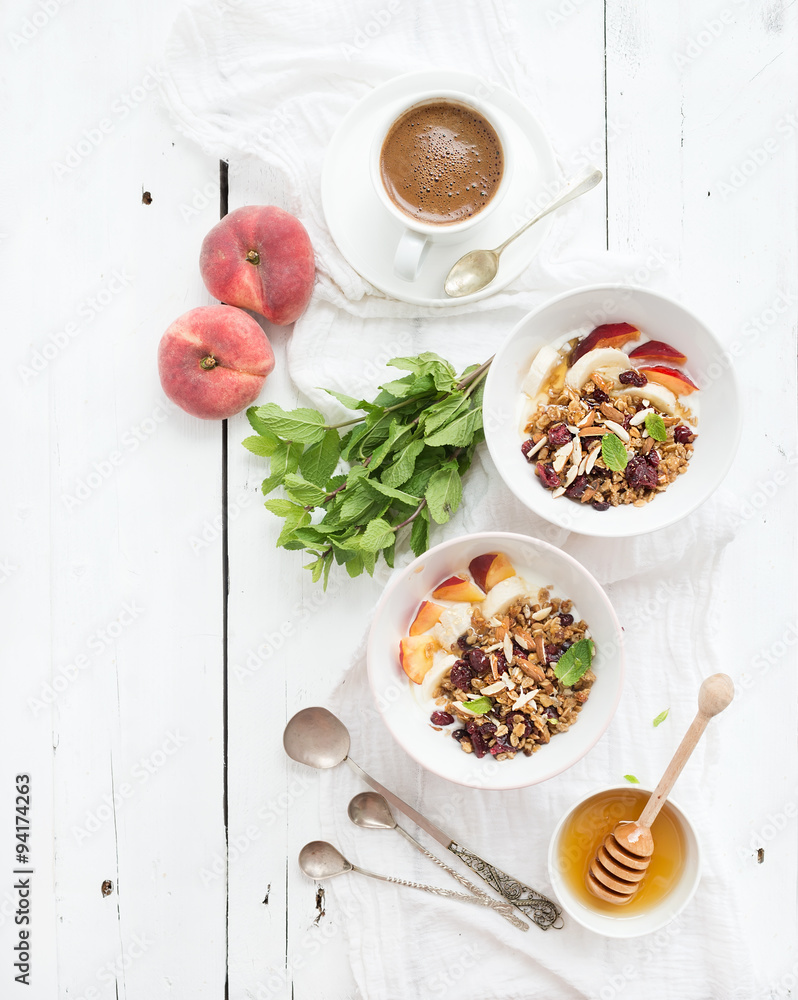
379, 100, 504, 226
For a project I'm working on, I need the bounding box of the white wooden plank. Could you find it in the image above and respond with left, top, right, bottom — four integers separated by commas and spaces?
3, 0, 228, 996
605, 0, 797, 987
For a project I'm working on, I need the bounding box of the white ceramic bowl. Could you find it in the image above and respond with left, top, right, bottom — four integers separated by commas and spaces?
483, 285, 741, 538
547, 785, 701, 937
366, 531, 624, 790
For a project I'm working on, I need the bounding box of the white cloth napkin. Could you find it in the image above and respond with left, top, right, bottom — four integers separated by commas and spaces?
161, 3, 756, 997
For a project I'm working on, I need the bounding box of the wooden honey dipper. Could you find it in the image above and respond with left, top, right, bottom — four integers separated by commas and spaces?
587, 673, 734, 904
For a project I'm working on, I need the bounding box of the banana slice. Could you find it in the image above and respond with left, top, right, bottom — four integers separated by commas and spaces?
522, 344, 563, 399
432, 605, 473, 651
481, 576, 531, 620
565, 348, 631, 392
613, 382, 678, 415
420, 651, 458, 702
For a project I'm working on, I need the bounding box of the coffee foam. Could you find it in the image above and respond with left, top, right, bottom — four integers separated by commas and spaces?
380, 101, 504, 225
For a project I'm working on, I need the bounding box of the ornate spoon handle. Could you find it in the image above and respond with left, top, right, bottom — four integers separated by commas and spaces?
448, 843, 563, 930
352, 865, 494, 905
394, 826, 528, 931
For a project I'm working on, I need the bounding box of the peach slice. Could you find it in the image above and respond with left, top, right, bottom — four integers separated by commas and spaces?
468, 553, 516, 593
572, 323, 641, 364
637, 365, 699, 396
409, 601, 444, 636
431, 576, 486, 602
399, 634, 439, 684
629, 340, 687, 366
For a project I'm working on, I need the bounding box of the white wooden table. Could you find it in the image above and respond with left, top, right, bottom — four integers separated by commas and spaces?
3, 1, 796, 997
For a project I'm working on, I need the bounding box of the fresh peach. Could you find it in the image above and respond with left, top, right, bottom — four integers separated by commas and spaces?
637, 365, 699, 396
629, 340, 688, 365
572, 322, 641, 363
200, 206, 315, 325
158, 305, 275, 420
399, 634, 439, 684
409, 601, 444, 636
431, 576, 486, 602
468, 553, 516, 593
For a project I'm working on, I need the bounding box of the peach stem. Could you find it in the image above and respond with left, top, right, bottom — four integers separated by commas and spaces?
245, 249, 260, 265
199, 355, 217, 370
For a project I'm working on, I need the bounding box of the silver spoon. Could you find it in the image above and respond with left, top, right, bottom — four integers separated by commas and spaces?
299, 840, 497, 908
348, 792, 528, 931
444, 166, 603, 297
283, 707, 562, 930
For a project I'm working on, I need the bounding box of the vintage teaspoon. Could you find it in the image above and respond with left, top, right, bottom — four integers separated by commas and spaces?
299, 841, 500, 909
284, 707, 562, 929
444, 166, 603, 297
348, 792, 528, 931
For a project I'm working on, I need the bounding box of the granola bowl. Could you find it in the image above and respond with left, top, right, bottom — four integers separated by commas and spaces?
367, 531, 624, 790
483, 285, 741, 538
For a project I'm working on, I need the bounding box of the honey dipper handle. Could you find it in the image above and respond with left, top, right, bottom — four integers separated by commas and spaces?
638, 673, 734, 829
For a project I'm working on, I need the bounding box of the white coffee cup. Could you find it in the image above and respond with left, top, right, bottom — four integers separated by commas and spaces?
370, 90, 513, 282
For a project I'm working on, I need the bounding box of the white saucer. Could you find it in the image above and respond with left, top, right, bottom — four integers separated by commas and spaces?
321, 70, 559, 307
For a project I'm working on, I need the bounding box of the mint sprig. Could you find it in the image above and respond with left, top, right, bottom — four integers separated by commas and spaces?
244, 354, 490, 586
601, 433, 629, 472
463, 696, 492, 715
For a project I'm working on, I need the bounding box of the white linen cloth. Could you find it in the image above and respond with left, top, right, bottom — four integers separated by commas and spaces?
161, 2, 755, 997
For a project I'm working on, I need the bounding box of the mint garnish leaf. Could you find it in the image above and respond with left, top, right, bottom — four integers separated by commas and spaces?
653, 708, 670, 727
554, 638, 594, 687
624, 774, 640, 784
601, 433, 629, 472
644, 412, 668, 443
463, 696, 492, 715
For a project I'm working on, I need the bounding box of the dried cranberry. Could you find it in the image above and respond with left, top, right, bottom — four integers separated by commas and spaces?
559, 613, 574, 627
560, 640, 573, 651
494, 651, 508, 674
512, 641, 527, 658
449, 662, 473, 692
465, 648, 490, 676
489, 736, 515, 756
521, 439, 535, 460
674, 425, 693, 444
547, 423, 573, 448
477, 722, 497, 740
468, 726, 489, 759
430, 711, 454, 726
626, 455, 659, 490
457, 635, 470, 652
545, 643, 560, 664
543, 706, 559, 720
536, 462, 562, 490
618, 369, 648, 387
648, 450, 660, 466
590, 388, 609, 403
452, 728, 470, 743
591, 500, 610, 511
564, 474, 589, 500
505, 712, 533, 738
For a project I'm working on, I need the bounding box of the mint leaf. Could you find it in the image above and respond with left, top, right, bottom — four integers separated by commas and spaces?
409, 510, 430, 557
644, 412, 668, 443
242, 434, 279, 457
389, 352, 457, 390
254, 403, 327, 445
299, 429, 340, 486
653, 708, 670, 727
283, 474, 327, 507
554, 638, 594, 687
425, 463, 462, 524
624, 774, 640, 784
463, 696, 492, 715
356, 518, 395, 553
382, 438, 425, 488
246, 406, 281, 443
424, 407, 482, 448
422, 394, 468, 434
601, 433, 629, 472
322, 388, 375, 413
261, 440, 302, 495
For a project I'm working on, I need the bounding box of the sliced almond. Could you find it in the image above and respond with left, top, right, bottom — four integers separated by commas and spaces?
579, 427, 609, 437
552, 486, 566, 498
512, 690, 538, 710
480, 680, 506, 696
629, 407, 654, 427
599, 402, 626, 423
577, 410, 596, 428
531, 606, 552, 621
603, 419, 630, 443
585, 446, 601, 474
564, 465, 579, 487
502, 633, 514, 663
525, 435, 548, 458
513, 632, 530, 651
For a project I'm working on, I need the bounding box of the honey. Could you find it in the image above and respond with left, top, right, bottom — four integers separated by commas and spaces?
556, 788, 687, 915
